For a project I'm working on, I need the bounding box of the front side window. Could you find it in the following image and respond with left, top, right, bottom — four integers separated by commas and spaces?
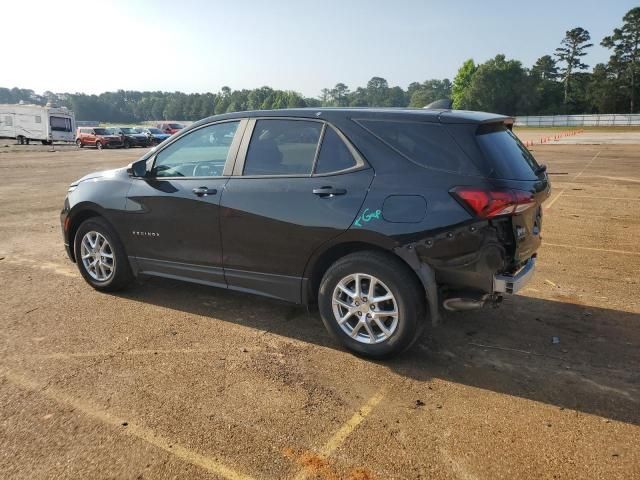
314, 127, 357, 174
153, 121, 240, 178
243, 119, 322, 176
50, 116, 72, 132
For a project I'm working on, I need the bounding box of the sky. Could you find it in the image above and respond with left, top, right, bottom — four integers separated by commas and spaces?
3, 0, 637, 98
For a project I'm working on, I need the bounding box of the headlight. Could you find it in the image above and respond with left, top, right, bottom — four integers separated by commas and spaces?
68, 184, 78, 193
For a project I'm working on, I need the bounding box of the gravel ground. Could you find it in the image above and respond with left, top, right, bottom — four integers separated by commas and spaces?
1, 136, 639, 479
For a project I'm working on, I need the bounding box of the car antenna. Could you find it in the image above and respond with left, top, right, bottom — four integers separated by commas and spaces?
423, 99, 453, 110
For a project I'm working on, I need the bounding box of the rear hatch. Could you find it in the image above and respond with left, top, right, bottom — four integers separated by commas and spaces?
451, 121, 550, 269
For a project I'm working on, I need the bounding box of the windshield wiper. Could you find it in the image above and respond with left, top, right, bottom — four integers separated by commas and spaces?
535, 164, 547, 175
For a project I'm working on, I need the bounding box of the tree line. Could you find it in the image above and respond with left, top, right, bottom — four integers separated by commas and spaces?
1, 7, 637, 121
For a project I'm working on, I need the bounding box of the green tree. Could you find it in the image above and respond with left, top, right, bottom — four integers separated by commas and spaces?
601, 7, 640, 113
329, 83, 350, 106
531, 55, 559, 80
461, 54, 529, 115
408, 79, 452, 107
163, 93, 184, 120
365, 77, 389, 106
247, 87, 273, 110
555, 27, 593, 109
451, 59, 476, 109
586, 63, 624, 113
348, 87, 368, 106
530, 56, 562, 114
319, 88, 331, 106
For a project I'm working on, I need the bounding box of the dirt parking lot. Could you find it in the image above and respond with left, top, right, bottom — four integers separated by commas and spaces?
1, 133, 639, 479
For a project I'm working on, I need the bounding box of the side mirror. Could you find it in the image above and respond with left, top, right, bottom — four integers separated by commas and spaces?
127, 159, 148, 177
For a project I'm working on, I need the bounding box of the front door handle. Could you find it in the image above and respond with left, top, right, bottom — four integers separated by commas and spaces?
312, 186, 347, 197
192, 187, 218, 197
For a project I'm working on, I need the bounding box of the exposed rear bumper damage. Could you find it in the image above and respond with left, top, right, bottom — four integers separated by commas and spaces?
493, 255, 536, 294
394, 219, 538, 319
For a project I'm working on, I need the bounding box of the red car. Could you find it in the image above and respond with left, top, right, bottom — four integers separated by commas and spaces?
75, 127, 124, 149
156, 122, 185, 134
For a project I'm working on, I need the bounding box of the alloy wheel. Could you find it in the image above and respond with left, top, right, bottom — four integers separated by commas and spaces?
332, 273, 399, 344
80, 231, 115, 282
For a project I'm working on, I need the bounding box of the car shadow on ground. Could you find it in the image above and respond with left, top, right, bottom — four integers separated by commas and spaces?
115, 276, 640, 426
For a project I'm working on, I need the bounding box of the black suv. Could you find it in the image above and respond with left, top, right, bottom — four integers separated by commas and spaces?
109, 127, 151, 148
61, 108, 549, 358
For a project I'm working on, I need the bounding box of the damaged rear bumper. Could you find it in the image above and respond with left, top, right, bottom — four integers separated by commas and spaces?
493, 256, 536, 294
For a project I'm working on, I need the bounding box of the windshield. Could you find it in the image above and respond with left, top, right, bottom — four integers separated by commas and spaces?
168, 124, 184, 129
147, 128, 163, 134
94, 128, 111, 135
120, 127, 139, 134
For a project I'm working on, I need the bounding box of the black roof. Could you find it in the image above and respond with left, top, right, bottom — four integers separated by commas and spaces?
194, 108, 512, 129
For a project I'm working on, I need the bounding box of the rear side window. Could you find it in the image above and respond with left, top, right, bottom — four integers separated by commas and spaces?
243, 119, 322, 176
357, 119, 475, 174
475, 124, 540, 180
314, 127, 357, 174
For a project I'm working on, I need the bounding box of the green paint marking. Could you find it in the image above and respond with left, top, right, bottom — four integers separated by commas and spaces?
353, 208, 382, 228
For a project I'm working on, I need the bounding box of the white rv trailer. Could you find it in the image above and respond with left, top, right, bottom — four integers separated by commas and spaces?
0, 103, 75, 144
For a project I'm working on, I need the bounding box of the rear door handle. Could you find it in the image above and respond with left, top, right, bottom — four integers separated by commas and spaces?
192, 187, 218, 197
312, 186, 347, 197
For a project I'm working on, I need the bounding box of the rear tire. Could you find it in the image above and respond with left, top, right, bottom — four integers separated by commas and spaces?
318, 251, 426, 358
74, 217, 133, 292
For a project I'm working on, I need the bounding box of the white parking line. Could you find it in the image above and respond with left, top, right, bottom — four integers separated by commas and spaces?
543, 242, 640, 256
292, 389, 385, 480
545, 150, 601, 211
562, 195, 640, 201
2, 370, 257, 480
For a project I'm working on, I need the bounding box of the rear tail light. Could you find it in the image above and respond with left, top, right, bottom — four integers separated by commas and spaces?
450, 187, 535, 218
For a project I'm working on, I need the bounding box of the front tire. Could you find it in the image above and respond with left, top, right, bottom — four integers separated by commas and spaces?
76, 139, 83, 148
95, 141, 103, 150
318, 251, 426, 358
74, 217, 133, 292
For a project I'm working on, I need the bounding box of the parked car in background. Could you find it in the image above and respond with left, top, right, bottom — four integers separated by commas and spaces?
140, 127, 171, 145
109, 127, 151, 148
0, 103, 75, 145
75, 127, 124, 149
61, 108, 549, 358
156, 122, 184, 134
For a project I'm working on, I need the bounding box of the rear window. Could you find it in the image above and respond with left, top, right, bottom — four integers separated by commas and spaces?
50, 116, 72, 132
476, 124, 540, 180
356, 119, 477, 175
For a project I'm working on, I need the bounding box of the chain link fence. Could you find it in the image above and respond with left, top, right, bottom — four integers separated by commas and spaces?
515, 114, 640, 127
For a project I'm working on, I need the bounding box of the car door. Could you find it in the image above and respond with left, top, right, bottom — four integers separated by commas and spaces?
219, 118, 374, 302
125, 119, 246, 287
